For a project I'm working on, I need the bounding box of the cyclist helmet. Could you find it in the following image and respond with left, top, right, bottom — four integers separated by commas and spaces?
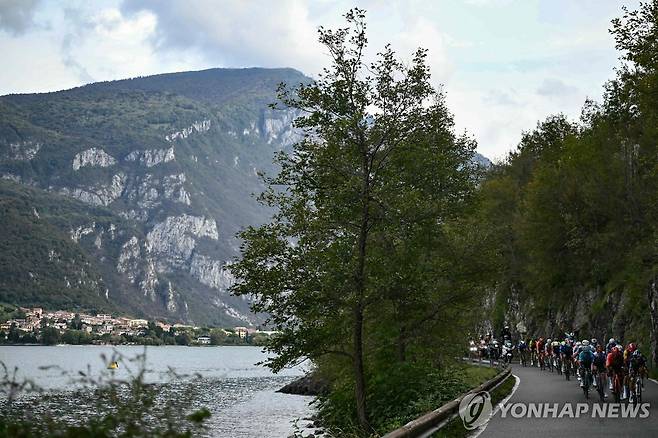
627, 343, 637, 353
632, 350, 642, 358
609, 338, 615, 344
582, 340, 590, 346
591, 338, 597, 346
547, 338, 552, 343
561, 341, 566, 346
552, 341, 559, 347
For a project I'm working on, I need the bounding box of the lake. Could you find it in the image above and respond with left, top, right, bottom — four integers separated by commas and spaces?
0, 345, 315, 437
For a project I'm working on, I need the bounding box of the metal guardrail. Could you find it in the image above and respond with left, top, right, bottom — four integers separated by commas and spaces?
381, 365, 512, 438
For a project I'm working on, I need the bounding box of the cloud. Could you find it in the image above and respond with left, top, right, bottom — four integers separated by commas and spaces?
536, 78, 579, 98
121, 0, 327, 76
0, 0, 41, 35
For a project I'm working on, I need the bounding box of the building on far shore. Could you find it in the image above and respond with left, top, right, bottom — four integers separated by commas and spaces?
197, 336, 211, 345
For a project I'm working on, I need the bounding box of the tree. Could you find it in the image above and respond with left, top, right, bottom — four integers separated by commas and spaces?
41, 326, 60, 345
231, 9, 477, 431
210, 329, 227, 345
7, 323, 20, 343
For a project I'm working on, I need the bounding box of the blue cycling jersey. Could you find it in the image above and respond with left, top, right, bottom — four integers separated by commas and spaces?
579, 349, 594, 364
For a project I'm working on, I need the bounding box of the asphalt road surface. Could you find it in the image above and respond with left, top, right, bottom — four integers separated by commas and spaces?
480, 362, 658, 437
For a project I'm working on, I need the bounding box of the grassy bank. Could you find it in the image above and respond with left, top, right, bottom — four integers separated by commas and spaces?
314, 362, 501, 437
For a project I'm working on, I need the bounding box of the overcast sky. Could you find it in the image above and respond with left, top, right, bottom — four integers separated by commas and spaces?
0, 0, 639, 160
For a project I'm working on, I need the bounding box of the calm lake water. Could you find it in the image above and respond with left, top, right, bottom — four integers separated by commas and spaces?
0, 345, 315, 437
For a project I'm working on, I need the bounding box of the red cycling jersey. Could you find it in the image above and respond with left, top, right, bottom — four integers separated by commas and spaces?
606, 350, 623, 370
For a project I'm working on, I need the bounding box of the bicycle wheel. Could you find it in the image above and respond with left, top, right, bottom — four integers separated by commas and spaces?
636, 376, 643, 404
582, 371, 590, 399
597, 375, 605, 402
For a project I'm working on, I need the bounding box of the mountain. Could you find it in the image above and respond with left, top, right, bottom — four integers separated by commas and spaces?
0, 68, 309, 326
0, 67, 491, 326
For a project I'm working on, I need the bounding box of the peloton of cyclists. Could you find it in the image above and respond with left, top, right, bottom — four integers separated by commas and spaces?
471, 329, 650, 402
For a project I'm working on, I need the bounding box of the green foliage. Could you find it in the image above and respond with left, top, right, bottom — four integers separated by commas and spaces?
475, 1, 658, 353
0, 353, 210, 437
40, 326, 60, 345
316, 362, 497, 436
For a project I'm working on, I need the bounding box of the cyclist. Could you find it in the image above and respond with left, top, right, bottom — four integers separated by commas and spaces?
573, 341, 582, 381
501, 325, 512, 341
578, 340, 594, 388
607, 345, 625, 400
518, 339, 528, 366
592, 343, 607, 390
623, 343, 637, 399
561, 340, 573, 379
529, 338, 537, 366
606, 338, 617, 354
552, 340, 561, 373
628, 349, 647, 403
536, 337, 545, 369
545, 339, 553, 371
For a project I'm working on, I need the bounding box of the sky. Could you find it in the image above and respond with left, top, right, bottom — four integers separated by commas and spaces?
0, 0, 640, 161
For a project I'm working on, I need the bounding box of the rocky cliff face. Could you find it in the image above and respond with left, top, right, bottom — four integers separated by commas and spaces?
0, 67, 309, 326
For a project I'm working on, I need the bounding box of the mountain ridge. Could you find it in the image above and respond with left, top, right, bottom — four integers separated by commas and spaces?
0, 67, 490, 325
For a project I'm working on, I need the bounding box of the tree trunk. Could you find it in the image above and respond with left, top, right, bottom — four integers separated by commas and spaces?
353, 304, 368, 430
352, 147, 371, 432
648, 274, 658, 366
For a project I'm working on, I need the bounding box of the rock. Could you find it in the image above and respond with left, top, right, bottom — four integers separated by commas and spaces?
117, 236, 141, 282
59, 173, 126, 206
262, 109, 303, 148
72, 148, 116, 170
145, 214, 218, 271
165, 281, 178, 312
125, 146, 175, 167
165, 120, 211, 142
71, 223, 96, 243
189, 254, 235, 291
278, 372, 328, 396
9, 141, 41, 161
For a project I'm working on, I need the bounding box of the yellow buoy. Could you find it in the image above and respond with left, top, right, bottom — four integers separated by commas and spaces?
108, 361, 119, 369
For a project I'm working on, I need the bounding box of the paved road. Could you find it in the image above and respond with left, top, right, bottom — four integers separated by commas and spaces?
481, 363, 658, 437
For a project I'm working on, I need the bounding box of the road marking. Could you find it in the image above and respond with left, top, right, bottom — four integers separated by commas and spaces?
649, 378, 658, 386
470, 374, 521, 438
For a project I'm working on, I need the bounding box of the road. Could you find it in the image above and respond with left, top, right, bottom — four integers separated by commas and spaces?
480, 362, 658, 437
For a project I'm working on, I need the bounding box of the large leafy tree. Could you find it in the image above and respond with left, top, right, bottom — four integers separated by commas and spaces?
230, 9, 477, 430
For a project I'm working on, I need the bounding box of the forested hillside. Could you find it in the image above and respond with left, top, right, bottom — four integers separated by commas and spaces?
477, 2, 657, 361
0, 67, 310, 325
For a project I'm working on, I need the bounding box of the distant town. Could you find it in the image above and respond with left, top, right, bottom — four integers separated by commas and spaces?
0, 306, 277, 346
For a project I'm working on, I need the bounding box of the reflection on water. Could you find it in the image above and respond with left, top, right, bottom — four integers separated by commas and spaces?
0, 345, 315, 438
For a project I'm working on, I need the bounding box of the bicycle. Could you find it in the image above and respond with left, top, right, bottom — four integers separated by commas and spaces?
520, 350, 528, 367
563, 357, 571, 381
629, 369, 643, 404
555, 356, 562, 375
594, 371, 606, 402
580, 366, 592, 399
611, 369, 624, 403
539, 352, 545, 370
